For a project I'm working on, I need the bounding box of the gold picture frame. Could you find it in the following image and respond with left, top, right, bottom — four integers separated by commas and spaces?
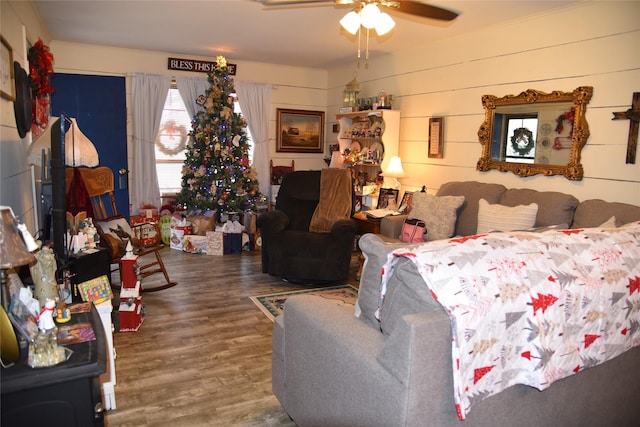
1, 35, 16, 101
276, 108, 324, 153
428, 117, 444, 158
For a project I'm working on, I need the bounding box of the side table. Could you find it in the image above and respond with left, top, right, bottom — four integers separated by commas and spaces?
352, 212, 382, 280
352, 212, 381, 235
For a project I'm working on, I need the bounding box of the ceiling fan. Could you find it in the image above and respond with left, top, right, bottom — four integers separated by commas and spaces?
260, 1, 458, 59
259, 1, 459, 22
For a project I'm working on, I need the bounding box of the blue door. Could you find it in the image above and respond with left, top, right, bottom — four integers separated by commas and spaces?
50, 74, 129, 218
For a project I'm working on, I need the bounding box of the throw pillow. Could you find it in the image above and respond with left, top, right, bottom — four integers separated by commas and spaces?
95, 216, 139, 257
524, 223, 568, 233
476, 199, 538, 234
409, 193, 465, 241
599, 216, 617, 228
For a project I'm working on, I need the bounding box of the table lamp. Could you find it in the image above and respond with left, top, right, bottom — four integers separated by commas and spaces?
380, 156, 406, 189
0, 207, 37, 310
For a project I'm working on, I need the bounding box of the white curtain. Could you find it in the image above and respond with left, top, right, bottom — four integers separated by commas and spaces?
175, 75, 209, 118
130, 73, 171, 212
235, 81, 272, 197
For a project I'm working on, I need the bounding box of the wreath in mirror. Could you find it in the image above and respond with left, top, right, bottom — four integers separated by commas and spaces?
156, 120, 188, 156
510, 127, 535, 156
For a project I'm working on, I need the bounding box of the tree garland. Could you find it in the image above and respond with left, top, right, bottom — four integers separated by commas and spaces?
510, 127, 535, 156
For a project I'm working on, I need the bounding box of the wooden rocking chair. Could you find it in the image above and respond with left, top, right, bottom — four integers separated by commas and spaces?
65, 166, 177, 292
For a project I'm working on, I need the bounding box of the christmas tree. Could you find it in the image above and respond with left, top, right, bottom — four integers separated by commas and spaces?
176, 56, 262, 216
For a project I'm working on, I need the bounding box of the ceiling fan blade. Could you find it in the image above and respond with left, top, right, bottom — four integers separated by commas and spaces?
260, 0, 346, 6
390, 1, 458, 21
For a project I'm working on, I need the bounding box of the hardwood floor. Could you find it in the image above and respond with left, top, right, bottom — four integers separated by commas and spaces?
104, 247, 359, 427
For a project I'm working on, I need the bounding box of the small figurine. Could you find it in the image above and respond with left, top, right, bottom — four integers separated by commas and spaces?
55, 299, 71, 323
125, 240, 134, 258
38, 299, 57, 331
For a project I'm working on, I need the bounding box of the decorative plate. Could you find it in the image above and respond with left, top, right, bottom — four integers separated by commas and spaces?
349, 141, 361, 152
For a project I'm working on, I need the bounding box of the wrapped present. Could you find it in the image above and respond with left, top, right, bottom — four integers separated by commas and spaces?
139, 207, 159, 218
170, 218, 192, 250
183, 235, 208, 254
218, 220, 244, 254
159, 215, 172, 245
131, 214, 160, 226
243, 231, 261, 251
206, 231, 224, 255
187, 212, 216, 235
224, 233, 242, 254
243, 211, 257, 233
135, 222, 161, 247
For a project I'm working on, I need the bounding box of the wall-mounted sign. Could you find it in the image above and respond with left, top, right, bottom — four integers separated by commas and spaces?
168, 57, 236, 75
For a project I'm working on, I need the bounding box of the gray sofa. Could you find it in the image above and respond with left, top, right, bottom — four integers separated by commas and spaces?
272, 181, 640, 427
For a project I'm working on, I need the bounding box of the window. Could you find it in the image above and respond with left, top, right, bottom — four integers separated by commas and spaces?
155, 87, 190, 195
504, 115, 538, 163
155, 87, 253, 196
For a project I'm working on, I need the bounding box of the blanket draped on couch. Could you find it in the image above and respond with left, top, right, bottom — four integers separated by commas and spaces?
379, 222, 640, 420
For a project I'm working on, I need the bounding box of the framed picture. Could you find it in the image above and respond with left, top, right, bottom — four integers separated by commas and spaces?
377, 188, 399, 210
276, 108, 324, 153
1, 35, 15, 101
398, 191, 414, 215
428, 117, 444, 159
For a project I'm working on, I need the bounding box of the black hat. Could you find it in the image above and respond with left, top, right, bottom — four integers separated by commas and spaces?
13, 61, 32, 138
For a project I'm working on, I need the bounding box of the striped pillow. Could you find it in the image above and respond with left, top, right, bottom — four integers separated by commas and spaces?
476, 199, 538, 234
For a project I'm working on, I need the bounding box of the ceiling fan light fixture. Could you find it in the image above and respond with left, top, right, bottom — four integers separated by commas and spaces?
360, 3, 381, 29
340, 10, 361, 35
374, 12, 395, 36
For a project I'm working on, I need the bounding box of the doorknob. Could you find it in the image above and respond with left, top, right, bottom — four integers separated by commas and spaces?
118, 168, 128, 190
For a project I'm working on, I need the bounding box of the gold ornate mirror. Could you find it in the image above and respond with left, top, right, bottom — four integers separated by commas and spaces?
477, 86, 593, 180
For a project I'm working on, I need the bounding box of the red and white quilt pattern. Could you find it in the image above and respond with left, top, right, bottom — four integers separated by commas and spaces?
378, 222, 640, 419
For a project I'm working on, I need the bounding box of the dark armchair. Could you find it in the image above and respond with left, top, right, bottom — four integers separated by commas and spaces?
257, 170, 357, 285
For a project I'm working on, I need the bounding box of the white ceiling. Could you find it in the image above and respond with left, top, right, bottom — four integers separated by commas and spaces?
35, 0, 577, 69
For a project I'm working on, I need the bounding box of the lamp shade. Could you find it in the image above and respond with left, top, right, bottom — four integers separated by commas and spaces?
381, 156, 406, 177
0, 207, 36, 270
27, 116, 58, 166
360, 3, 381, 29
340, 11, 361, 35
65, 118, 99, 167
375, 12, 395, 36
28, 117, 100, 167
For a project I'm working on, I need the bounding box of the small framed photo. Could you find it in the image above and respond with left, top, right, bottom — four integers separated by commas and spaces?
377, 188, 399, 210
428, 117, 444, 159
1, 35, 16, 101
398, 191, 414, 215
276, 108, 325, 153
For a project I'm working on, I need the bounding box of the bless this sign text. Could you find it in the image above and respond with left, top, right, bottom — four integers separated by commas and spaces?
168, 57, 236, 75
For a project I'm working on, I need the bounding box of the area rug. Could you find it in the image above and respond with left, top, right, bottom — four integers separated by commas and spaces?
250, 285, 358, 321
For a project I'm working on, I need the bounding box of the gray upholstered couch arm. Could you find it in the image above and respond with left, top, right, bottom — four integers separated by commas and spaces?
280, 295, 404, 426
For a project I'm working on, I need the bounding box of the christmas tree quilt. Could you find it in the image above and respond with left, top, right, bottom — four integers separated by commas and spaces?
378, 222, 640, 420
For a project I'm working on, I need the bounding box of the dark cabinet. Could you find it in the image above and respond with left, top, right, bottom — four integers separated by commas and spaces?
1, 307, 107, 427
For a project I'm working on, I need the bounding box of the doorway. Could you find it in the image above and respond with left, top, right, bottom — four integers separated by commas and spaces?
50, 73, 129, 218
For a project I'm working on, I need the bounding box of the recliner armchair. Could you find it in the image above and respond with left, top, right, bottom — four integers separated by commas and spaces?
257, 170, 356, 285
